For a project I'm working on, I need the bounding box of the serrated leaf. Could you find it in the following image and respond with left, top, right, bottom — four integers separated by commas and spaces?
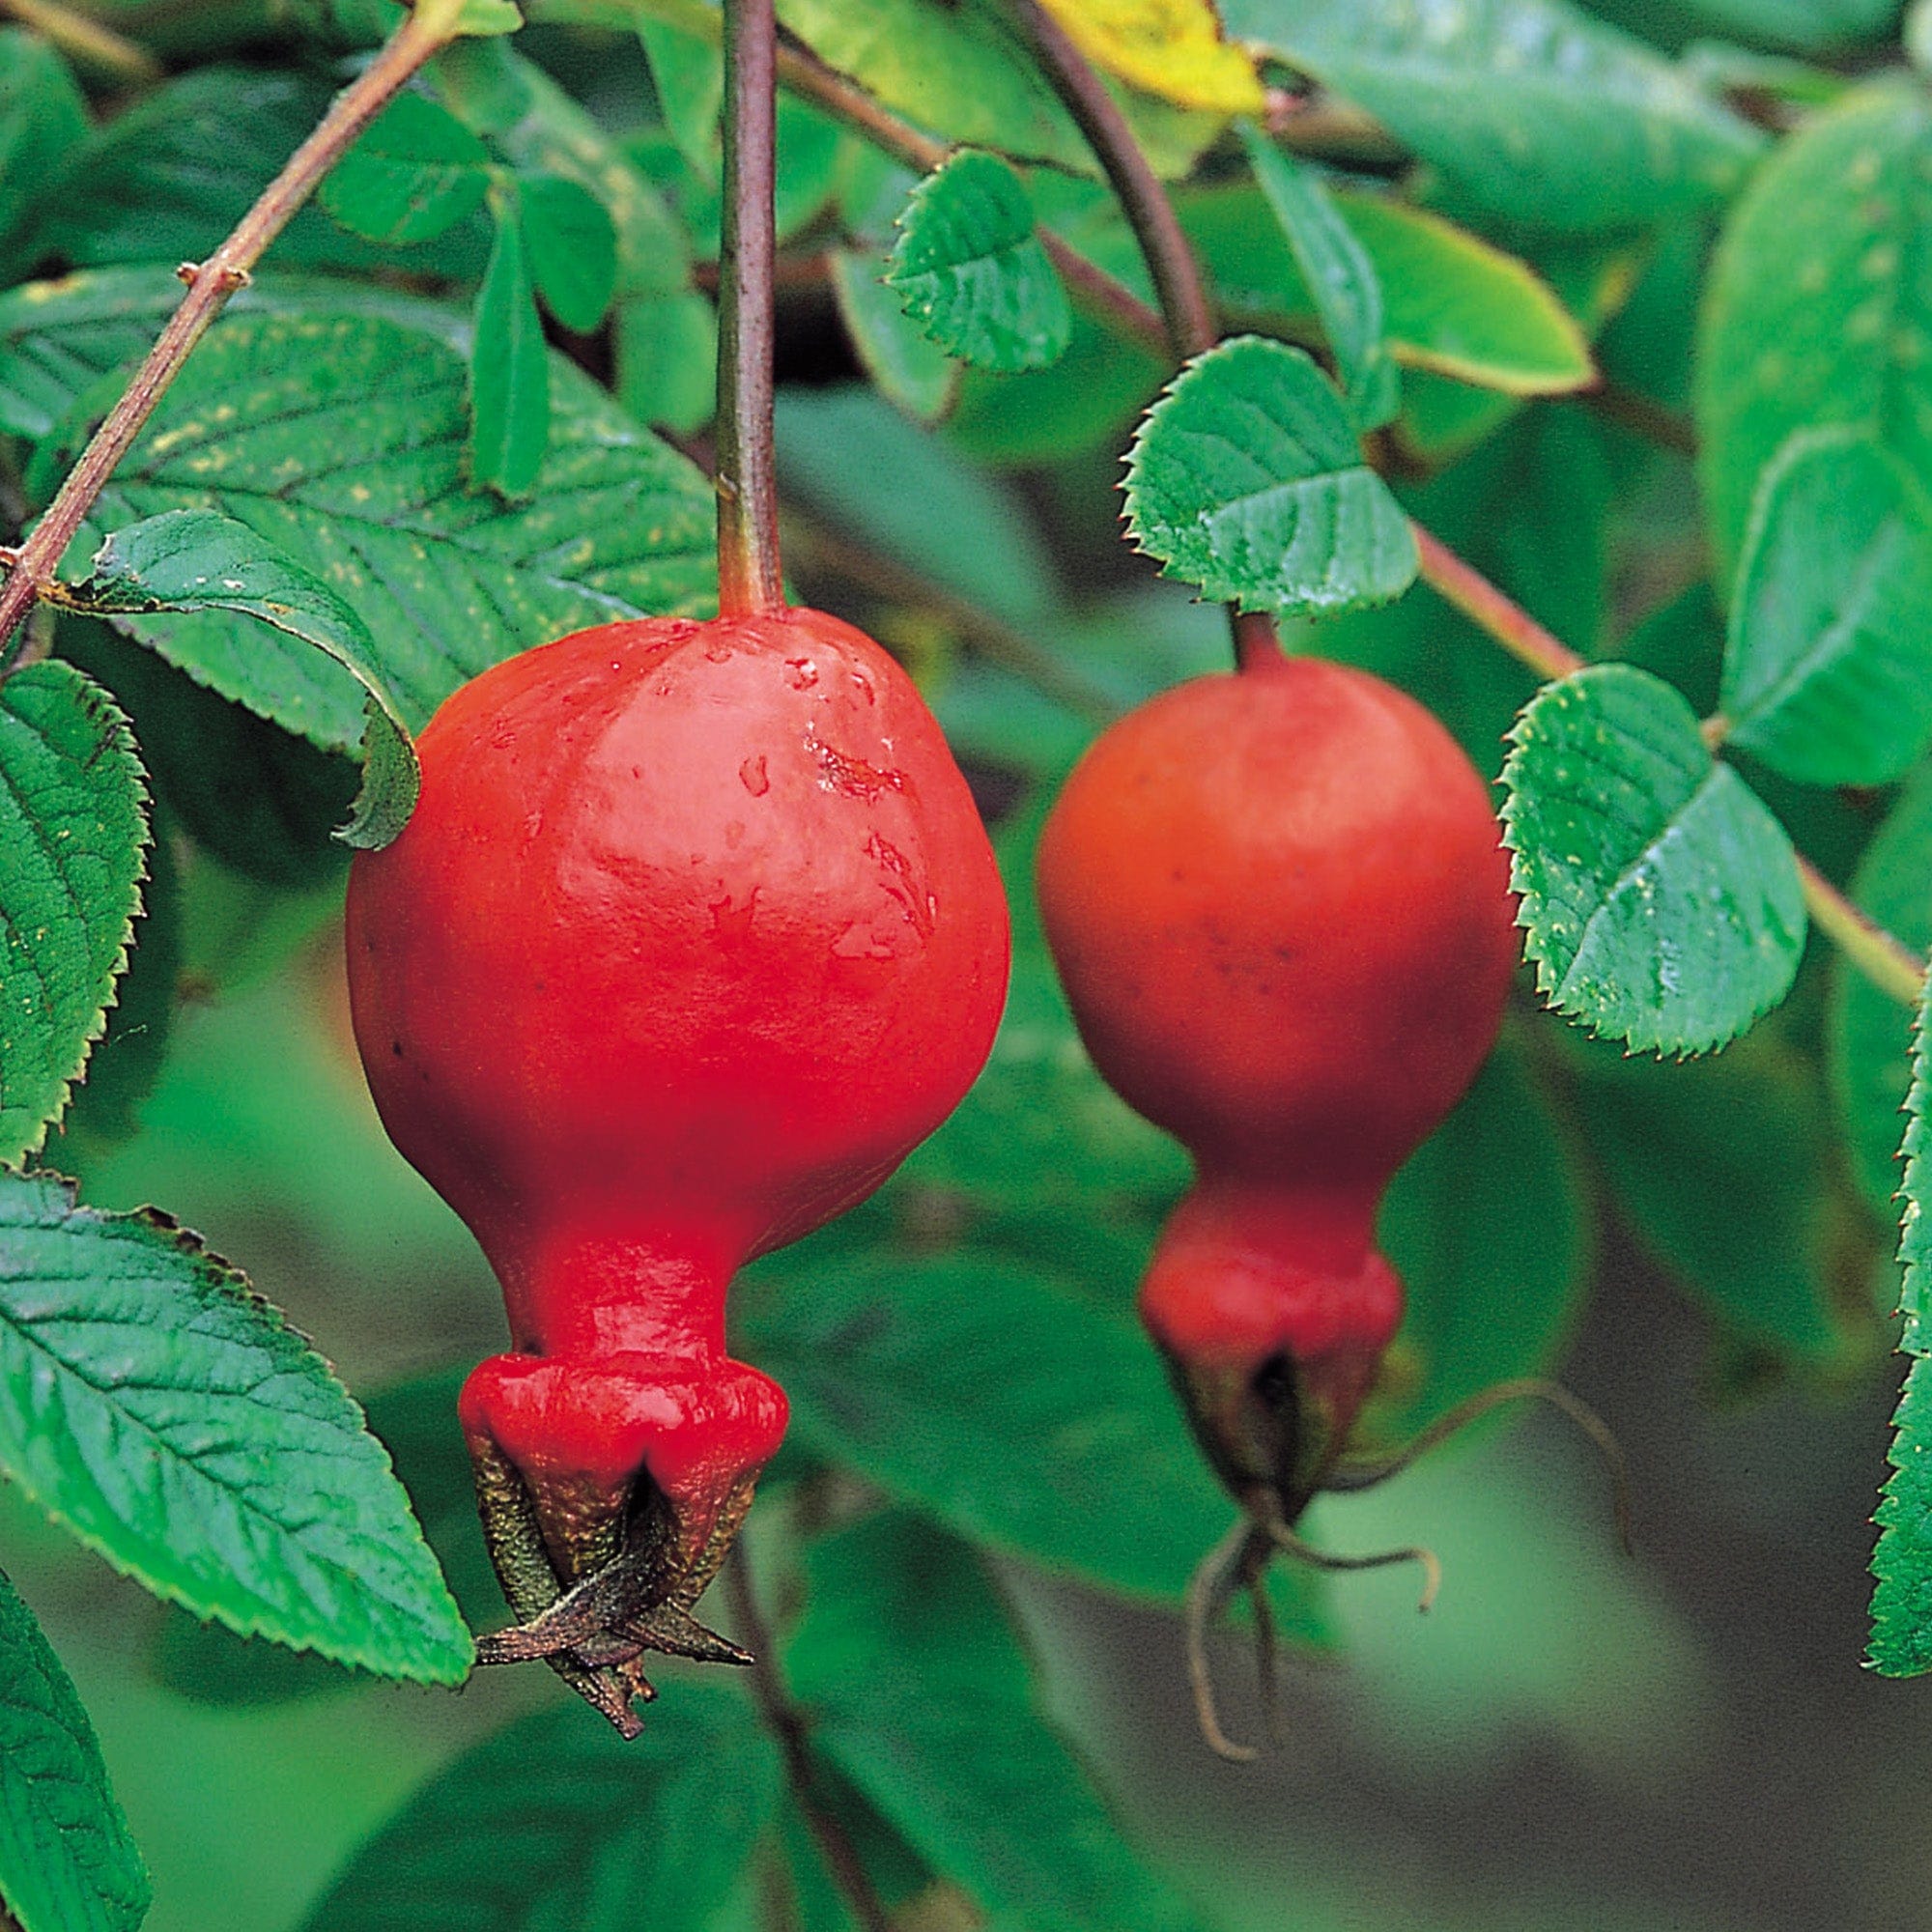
0, 1170, 472, 1683
1, 270, 715, 748
1831, 763, 1932, 1216
0, 1565, 149, 1932
1871, 971, 1932, 1673
1699, 80, 1932, 573
1500, 663, 1805, 1054
470, 190, 550, 497
786, 1512, 1207, 1932
61, 510, 419, 849
1223, 0, 1762, 233
1037, 0, 1263, 112
778, 0, 1220, 182
519, 170, 619, 332
830, 248, 959, 422
300, 1688, 778, 1930
1237, 125, 1398, 430
319, 87, 491, 245
0, 28, 86, 261
886, 151, 1071, 373
1123, 334, 1417, 615
0, 661, 146, 1165
1721, 428, 1932, 788
736, 1241, 1321, 1636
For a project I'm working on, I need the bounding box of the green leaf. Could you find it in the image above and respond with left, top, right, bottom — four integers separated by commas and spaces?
830, 248, 959, 422
1872, 1352, 1932, 1674
1378, 1036, 1591, 1436
0, 28, 85, 262
1570, 1031, 1847, 1360
469, 190, 551, 498
614, 289, 717, 435
35, 67, 488, 280
1721, 428, 1932, 787
1179, 184, 1595, 396
451, 0, 523, 29
1, 270, 714, 747
1829, 761, 1932, 1216
0, 1171, 472, 1684
319, 87, 491, 245
777, 0, 1220, 183
1237, 125, 1397, 430
299, 1689, 778, 1930
1223, 0, 1762, 232
0, 1566, 149, 1932
737, 1241, 1319, 1632
1500, 663, 1805, 1054
519, 170, 619, 332
1698, 80, 1932, 573
61, 510, 420, 849
1871, 970, 1932, 1673
785, 1512, 1207, 1932
639, 14, 724, 176
885, 150, 1071, 373
0, 662, 147, 1165
1122, 334, 1418, 615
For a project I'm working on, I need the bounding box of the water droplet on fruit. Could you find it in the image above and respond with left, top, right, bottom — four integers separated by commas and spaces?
739, 755, 770, 796
784, 658, 818, 690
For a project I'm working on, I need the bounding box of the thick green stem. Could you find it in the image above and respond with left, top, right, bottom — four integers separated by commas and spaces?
715, 0, 784, 617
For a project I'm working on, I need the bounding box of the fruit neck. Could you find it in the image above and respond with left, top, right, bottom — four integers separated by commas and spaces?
1137, 1168, 1399, 1369
496, 1225, 740, 1364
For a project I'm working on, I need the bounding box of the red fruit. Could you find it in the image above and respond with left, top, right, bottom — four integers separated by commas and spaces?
346, 606, 1009, 1727
1036, 650, 1517, 1524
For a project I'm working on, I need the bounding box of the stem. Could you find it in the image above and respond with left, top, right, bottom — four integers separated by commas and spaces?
716, 0, 784, 617
997, 0, 1212, 361
0, 0, 464, 667
1413, 522, 1928, 1009
725, 1548, 895, 1932
997, 0, 1284, 675
1, 0, 159, 80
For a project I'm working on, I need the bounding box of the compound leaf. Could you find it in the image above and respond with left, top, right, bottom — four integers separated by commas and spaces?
0, 1171, 471, 1685
1501, 663, 1805, 1054
519, 170, 619, 332
1721, 427, 1932, 786
469, 190, 551, 498
318, 87, 491, 245
887, 151, 1071, 373
1123, 334, 1417, 615
0, 662, 146, 1165
0, 1566, 149, 1932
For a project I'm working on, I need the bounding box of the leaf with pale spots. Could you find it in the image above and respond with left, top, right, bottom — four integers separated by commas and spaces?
0, 270, 713, 756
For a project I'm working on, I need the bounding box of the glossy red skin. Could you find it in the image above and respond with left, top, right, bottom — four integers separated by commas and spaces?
1036, 652, 1517, 1456
347, 607, 1010, 1555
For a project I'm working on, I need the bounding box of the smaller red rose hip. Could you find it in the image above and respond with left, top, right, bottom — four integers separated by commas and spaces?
347, 606, 1009, 1731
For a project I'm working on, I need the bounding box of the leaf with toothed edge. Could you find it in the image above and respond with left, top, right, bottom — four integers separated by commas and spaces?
887, 151, 1072, 373
0, 1563, 149, 1932
1122, 334, 1417, 616
1871, 969, 1932, 1675
0, 1170, 471, 1684
0, 661, 147, 1166
59, 508, 419, 850
1500, 662, 1805, 1055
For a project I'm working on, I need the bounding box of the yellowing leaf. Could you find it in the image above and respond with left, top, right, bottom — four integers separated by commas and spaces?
1038, 0, 1264, 114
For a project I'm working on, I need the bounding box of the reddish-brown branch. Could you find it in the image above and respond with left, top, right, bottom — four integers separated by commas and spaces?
716, 0, 784, 616
0, 0, 469, 670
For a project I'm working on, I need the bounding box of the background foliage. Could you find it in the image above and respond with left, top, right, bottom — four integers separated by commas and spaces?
2, 1, 1932, 1929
